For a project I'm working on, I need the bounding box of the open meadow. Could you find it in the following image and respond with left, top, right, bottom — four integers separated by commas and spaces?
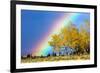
21, 54, 90, 63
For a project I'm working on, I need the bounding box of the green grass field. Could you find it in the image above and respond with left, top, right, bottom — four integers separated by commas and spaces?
21, 54, 90, 63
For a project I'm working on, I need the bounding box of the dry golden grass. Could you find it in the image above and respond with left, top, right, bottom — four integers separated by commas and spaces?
21, 54, 90, 63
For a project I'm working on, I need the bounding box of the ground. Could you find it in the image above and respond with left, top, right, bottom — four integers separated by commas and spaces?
21, 54, 90, 63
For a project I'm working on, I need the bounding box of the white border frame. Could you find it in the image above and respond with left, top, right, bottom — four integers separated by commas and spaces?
16, 4, 95, 69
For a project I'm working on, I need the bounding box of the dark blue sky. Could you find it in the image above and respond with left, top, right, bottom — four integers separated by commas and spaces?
21, 10, 64, 56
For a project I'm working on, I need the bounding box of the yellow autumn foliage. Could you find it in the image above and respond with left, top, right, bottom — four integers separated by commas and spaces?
48, 20, 90, 54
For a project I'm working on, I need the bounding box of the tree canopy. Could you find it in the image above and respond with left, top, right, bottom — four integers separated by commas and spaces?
48, 20, 90, 55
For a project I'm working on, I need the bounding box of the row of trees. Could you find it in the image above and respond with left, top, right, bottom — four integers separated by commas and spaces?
48, 20, 90, 55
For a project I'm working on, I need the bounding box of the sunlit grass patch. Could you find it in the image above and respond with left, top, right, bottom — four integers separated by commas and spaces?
21, 54, 90, 63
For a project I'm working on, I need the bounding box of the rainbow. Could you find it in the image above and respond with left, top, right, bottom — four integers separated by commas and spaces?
32, 13, 80, 56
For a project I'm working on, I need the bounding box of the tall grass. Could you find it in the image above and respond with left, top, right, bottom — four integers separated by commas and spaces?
21, 54, 90, 63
